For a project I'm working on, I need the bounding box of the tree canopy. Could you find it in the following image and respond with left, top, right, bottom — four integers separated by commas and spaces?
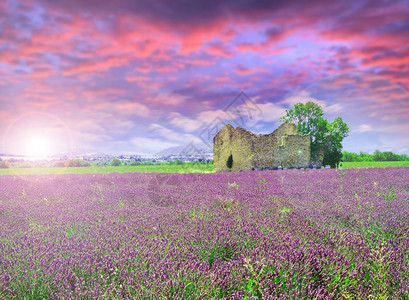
342, 150, 409, 162
110, 158, 122, 166
280, 101, 350, 168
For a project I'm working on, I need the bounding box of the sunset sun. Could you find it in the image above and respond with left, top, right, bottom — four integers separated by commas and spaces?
27, 135, 49, 157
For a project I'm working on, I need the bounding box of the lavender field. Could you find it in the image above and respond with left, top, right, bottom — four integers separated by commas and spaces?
0, 168, 409, 299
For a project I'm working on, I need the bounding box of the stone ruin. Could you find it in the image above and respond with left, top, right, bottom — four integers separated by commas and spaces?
213, 122, 311, 172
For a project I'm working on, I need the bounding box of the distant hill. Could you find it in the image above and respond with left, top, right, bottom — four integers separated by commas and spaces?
155, 143, 212, 157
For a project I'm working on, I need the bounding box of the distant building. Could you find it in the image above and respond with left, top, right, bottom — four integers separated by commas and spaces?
213, 122, 311, 172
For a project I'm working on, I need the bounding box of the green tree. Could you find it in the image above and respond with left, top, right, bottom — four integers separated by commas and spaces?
226, 154, 233, 169
0, 160, 10, 169
342, 151, 358, 162
65, 159, 91, 167
280, 102, 350, 168
110, 158, 122, 166
383, 151, 400, 161
54, 161, 66, 167
373, 150, 384, 161
359, 151, 372, 162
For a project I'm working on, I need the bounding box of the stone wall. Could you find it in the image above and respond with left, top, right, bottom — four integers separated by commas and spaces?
274, 135, 311, 168
213, 122, 311, 172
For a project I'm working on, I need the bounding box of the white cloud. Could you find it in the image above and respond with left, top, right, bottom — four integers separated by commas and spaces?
279, 90, 344, 114
114, 101, 150, 117
325, 103, 343, 113
149, 123, 202, 144
378, 132, 409, 154
169, 112, 203, 132
76, 120, 105, 133
197, 98, 266, 129
149, 93, 191, 106
111, 120, 135, 130
398, 147, 409, 154
254, 102, 286, 123
380, 115, 394, 121
354, 124, 372, 133
74, 131, 111, 144
130, 137, 180, 154
377, 123, 409, 134
280, 90, 327, 108
196, 109, 226, 125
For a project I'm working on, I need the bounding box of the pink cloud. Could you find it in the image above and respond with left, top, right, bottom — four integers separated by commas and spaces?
27, 69, 56, 78
361, 52, 409, 67
177, 29, 219, 55
214, 75, 230, 83
62, 56, 130, 75
0, 49, 18, 66
146, 93, 191, 106
133, 64, 152, 73
183, 57, 217, 66
125, 75, 151, 82
235, 65, 271, 76
205, 43, 232, 58
82, 87, 126, 99
235, 26, 299, 54
236, 66, 252, 76
1, 0, 408, 155
113, 101, 150, 117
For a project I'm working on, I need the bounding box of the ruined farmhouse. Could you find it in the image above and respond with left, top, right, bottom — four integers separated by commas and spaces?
213, 122, 311, 172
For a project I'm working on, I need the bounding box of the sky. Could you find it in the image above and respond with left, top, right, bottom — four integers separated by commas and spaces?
1, 0, 409, 156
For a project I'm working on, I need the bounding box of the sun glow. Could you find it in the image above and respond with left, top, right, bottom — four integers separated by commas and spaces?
27, 135, 50, 157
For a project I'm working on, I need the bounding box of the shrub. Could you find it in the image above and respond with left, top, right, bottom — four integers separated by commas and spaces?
323, 149, 343, 168
0, 160, 10, 168
175, 159, 184, 165
19, 162, 34, 168
65, 159, 91, 167
54, 161, 66, 167
226, 154, 233, 169
110, 158, 122, 166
